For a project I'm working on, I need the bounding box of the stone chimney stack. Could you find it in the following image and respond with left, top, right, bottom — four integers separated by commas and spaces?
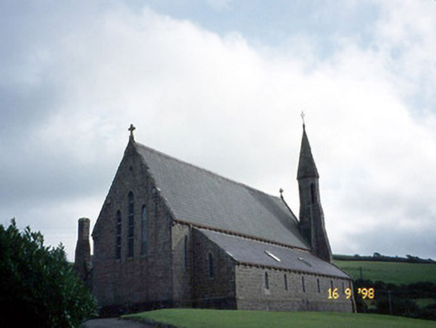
74, 218, 91, 280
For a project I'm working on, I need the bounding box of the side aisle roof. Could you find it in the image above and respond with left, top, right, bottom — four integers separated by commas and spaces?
199, 229, 349, 279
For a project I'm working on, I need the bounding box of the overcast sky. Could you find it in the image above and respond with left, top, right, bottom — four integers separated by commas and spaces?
1, 0, 435, 262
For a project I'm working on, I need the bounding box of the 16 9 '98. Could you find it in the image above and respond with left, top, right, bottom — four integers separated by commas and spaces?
328, 287, 375, 300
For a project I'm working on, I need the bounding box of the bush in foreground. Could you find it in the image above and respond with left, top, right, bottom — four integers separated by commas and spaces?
0, 219, 97, 327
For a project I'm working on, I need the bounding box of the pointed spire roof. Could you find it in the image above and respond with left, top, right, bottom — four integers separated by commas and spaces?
297, 124, 319, 179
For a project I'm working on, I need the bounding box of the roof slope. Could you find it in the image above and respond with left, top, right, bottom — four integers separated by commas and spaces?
135, 142, 309, 250
200, 229, 349, 279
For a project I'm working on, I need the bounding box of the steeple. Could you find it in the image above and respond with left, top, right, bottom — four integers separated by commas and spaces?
297, 124, 319, 180
297, 121, 332, 263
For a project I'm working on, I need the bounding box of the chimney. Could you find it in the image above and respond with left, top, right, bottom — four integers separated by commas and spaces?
74, 218, 91, 280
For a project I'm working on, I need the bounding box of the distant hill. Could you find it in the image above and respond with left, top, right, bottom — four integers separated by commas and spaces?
334, 259, 436, 285
333, 253, 436, 285
333, 254, 435, 264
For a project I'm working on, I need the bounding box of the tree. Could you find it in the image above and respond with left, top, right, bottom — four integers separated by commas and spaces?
0, 219, 97, 327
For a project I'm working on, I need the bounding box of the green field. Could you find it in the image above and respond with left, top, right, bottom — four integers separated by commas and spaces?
416, 299, 436, 308
124, 309, 435, 328
334, 260, 436, 285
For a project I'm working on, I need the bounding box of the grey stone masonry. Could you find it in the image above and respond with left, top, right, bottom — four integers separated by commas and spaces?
171, 223, 192, 307
192, 229, 237, 309
74, 218, 91, 281
91, 139, 174, 309
235, 265, 354, 312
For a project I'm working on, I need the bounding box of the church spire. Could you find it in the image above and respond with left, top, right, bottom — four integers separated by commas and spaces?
297, 118, 319, 180
296, 118, 332, 263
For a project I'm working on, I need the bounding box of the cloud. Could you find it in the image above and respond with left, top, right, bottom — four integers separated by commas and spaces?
207, 0, 232, 11
1, 1, 435, 261
374, 0, 436, 109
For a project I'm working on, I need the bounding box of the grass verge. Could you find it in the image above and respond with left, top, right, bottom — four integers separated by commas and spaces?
123, 309, 435, 328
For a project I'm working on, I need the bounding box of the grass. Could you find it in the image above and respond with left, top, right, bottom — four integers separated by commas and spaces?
123, 309, 436, 328
415, 299, 436, 308
333, 260, 436, 285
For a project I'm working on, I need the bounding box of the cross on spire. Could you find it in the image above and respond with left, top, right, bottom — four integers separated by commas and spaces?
128, 124, 136, 140
301, 111, 306, 126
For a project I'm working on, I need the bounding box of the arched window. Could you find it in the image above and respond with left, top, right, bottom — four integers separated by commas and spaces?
302, 276, 306, 293
141, 205, 148, 255
317, 278, 321, 293
115, 210, 122, 260
128, 192, 134, 258
208, 252, 214, 278
184, 235, 189, 269
310, 183, 317, 203
284, 274, 288, 291
265, 272, 269, 290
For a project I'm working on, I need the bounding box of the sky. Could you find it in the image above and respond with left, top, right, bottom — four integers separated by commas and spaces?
1, 0, 436, 262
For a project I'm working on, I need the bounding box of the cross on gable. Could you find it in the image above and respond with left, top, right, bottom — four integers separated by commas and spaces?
128, 124, 136, 139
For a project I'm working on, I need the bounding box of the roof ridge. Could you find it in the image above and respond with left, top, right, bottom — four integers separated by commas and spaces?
134, 141, 281, 200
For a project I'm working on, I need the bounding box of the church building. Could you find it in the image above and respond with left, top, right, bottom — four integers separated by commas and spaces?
74, 123, 355, 314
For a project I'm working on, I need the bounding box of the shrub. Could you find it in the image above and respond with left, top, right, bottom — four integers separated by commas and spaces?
0, 219, 97, 327
415, 304, 436, 321
376, 297, 418, 316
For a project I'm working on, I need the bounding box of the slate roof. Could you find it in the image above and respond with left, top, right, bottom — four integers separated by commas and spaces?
134, 141, 310, 250
199, 229, 349, 279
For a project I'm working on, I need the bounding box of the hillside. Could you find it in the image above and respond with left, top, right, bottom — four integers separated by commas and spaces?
334, 260, 436, 285
333, 256, 436, 320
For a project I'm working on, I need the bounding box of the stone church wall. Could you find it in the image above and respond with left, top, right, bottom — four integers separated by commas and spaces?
92, 143, 174, 311
192, 229, 236, 309
235, 265, 354, 312
171, 223, 192, 307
